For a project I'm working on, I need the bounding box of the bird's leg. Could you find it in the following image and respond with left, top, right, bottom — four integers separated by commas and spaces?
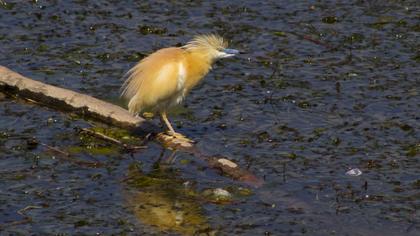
160, 111, 194, 143
160, 111, 176, 135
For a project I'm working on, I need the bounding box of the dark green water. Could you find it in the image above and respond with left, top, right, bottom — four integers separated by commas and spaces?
0, 0, 419, 235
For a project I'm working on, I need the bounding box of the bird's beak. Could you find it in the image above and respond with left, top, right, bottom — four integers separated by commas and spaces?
218, 48, 239, 58
223, 48, 239, 57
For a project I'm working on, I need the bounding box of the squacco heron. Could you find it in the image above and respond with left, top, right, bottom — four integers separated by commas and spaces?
121, 34, 238, 140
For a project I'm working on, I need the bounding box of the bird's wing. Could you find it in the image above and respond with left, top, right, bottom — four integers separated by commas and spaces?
121, 48, 184, 113
140, 61, 180, 107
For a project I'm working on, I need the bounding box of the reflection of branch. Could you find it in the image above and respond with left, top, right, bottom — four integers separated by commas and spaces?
77, 128, 147, 151
0, 205, 43, 230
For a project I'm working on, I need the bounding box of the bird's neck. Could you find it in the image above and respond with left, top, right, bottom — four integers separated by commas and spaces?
183, 51, 213, 91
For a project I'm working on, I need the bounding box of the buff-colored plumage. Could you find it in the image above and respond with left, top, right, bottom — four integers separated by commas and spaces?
121, 34, 237, 138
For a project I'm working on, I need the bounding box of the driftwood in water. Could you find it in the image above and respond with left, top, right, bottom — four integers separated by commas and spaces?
0, 65, 263, 187
0, 66, 143, 129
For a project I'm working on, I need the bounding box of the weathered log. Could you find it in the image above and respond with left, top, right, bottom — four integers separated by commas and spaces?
0, 66, 143, 129
0, 65, 263, 187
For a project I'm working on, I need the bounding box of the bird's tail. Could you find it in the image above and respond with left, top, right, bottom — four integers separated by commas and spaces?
120, 62, 146, 114
120, 63, 143, 99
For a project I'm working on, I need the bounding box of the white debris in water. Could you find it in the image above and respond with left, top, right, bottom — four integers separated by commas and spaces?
346, 168, 362, 176
213, 188, 231, 198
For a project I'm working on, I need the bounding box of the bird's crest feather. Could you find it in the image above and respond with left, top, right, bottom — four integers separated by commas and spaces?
183, 34, 228, 51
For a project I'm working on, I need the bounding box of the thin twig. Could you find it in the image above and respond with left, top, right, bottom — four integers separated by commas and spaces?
39, 142, 70, 156
287, 31, 335, 49
39, 142, 103, 168
78, 128, 146, 151
17, 205, 43, 216
0, 205, 44, 230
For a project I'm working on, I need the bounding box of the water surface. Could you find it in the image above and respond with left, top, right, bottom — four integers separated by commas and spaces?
0, 0, 419, 235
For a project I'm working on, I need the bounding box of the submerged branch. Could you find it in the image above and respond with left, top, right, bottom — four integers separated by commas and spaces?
157, 133, 263, 187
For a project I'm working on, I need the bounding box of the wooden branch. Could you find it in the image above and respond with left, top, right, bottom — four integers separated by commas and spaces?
0, 65, 263, 187
0, 66, 144, 129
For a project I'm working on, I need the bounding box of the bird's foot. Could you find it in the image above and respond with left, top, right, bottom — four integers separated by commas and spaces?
166, 131, 195, 144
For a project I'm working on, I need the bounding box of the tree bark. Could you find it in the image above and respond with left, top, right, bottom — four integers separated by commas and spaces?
0, 66, 143, 129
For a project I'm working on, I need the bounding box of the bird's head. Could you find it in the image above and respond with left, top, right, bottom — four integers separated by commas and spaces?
183, 34, 239, 62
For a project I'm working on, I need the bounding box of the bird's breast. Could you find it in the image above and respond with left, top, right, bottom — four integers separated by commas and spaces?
177, 62, 187, 91
183, 57, 211, 91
